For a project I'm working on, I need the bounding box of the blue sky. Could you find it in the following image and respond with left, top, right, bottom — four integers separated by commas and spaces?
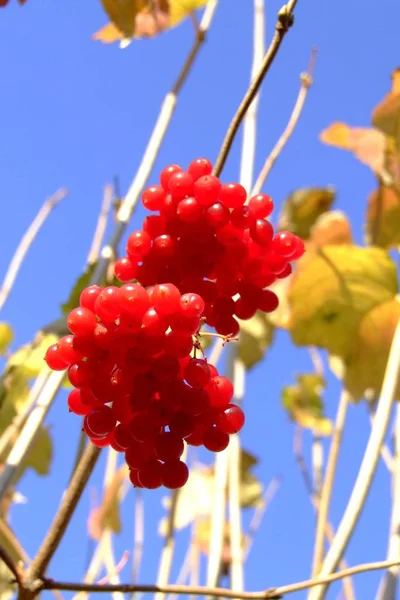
1, 0, 399, 598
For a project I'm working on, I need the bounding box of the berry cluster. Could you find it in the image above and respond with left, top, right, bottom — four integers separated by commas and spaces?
45, 282, 245, 490
114, 158, 304, 336
44, 157, 305, 491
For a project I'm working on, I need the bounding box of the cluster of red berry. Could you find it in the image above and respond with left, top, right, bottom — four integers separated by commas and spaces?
114, 158, 304, 336
45, 282, 244, 489
44, 158, 304, 490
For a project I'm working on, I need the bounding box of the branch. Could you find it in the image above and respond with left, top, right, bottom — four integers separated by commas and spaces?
41, 560, 400, 598
243, 477, 281, 561
251, 47, 316, 194
213, 0, 299, 177
0, 188, 67, 313
308, 320, 400, 600
206, 447, 229, 589
87, 184, 114, 265
132, 488, 144, 584
26, 442, 101, 586
311, 390, 350, 577
0, 543, 21, 584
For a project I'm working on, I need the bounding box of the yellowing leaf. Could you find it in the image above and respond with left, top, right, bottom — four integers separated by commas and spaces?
288, 245, 398, 357
282, 373, 332, 435
365, 184, 400, 248
169, 0, 209, 26
310, 211, 353, 248
100, 0, 148, 38
238, 312, 274, 369
22, 425, 53, 476
92, 22, 123, 43
278, 187, 336, 239
7, 334, 58, 378
342, 298, 400, 401
88, 465, 128, 540
0, 323, 13, 356
372, 69, 400, 149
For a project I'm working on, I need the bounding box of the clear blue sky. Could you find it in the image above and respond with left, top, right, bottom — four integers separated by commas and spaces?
1, 0, 399, 598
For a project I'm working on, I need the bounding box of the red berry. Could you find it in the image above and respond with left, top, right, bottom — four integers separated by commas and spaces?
152, 234, 177, 259
184, 359, 211, 389
272, 232, 298, 258
154, 431, 184, 461
111, 423, 131, 451
126, 230, 151, 258
80, 285, 101, 312
143, 214, 167, 238
216, 404, 245, 434
68, 361, 93, 388
176, 197, 203, 223
188, 158, 213, 181
129, 468, 144, 487
203, 428, 230, 452
168, 171, 194, 200
219, 183, 247, 208
164, 330, 194, 358
142, 307, 169, 336
151, 283, 181, 316
162, 460, 189, 489
125, 439, 155, 469
207, 376, 234, 407
258, 290, 279, 312
289, 237, 306, 260
234, 297, 258, 320
151, 354, 180, 382
58, 335, 85, 365
67, 389, 92, 415
94, 286, 122, 322
138, 460, 163, 489
276, 263, 293, 279
44, 344, 68, 371
248, 193, 274, 218
85, 405, 116, 438
129, 412, 162, 442
142, 185, 166, 211
114, 256, 138, 282
250, 219, 274, 246
90, 433, 113, 448
67, 307, 97, 337
230, 205, 256, 229
119, 283, 150, 319
179, 293, 205, 318
194, 175, 221, 207
205, 202, 230, 228
160, 164, 183, 191
169, 410, 195, 438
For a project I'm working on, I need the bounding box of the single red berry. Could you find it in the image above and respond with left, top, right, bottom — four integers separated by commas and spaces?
214, 314, 240, 337
129, 468, 144, 488
169, 410, 195, 438
155, 431, 184, 461
160, 164, 183, 191
151, 354, 180, 382
67, 307, 97, 337
119, 283, 150, 319
142, 185, 166, 211
169, 313, 200, 335
205, 202, 230, 228
216, 404, 245, 434
125, 439, 155, 469
58, 335, 85, 365
219, 182, 247, 208
207, 376, 234, 407
94, 286, 122, 322
142, 307, 169, 336
194, 175, 221, 207
151, 283, 181, 316
264, 250, 288, 274
248, 193, 274, 218
271, 232, 298, 257
258, 289, 279, 312
162, 459, 189, 489
188, 158, 213, 181
44, 344, 68, 371
176, 197, 203, 223
67, 389, 92, 415
184, 359, 211, 389
138, 460, 163, 489
216, 223, 244, 246
129, 411, 162, 442
114, 256, 138, 282
250, 219, 274, 246
111, 423, 131, 451
289, 236, 306, 260
126, 230, 152, 258
152, 234, 177, 259
230, 205, 256, 229
80, 285, 101, 312
90, 433, 113, 448
203, 428, 230, 452
68, 361, 93, 388
168, 171, 194, 200
179, 293, 205, 318
164, 330, 194, 358
159, 193, 178, 218
276, 263, 293, 279
85, 405, 116, 438
234, 297, 258, 320
185, 425, 205, 446
143, 214, 167, 238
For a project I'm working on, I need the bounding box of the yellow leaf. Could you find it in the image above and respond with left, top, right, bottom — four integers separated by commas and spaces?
88, 465, 128, 540
282, 373, 332, 436
7, 334, 58, 378
288, 245, 398, 357
310, 211, 353, 248
92, 22, 123, 43
22, 426, 53, 476
169, 0, 209, 26
100, 0, 148, 38
342, 298, 400, 401
237, 312, 274, 369
372, 68, 400, 149
320, 122, 387, 176
278, 187, 336, 239
365, 184, 400, 248
0, 323, 13, 356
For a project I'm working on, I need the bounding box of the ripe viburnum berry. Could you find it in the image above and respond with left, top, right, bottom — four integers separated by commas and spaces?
45, 157, 306, 490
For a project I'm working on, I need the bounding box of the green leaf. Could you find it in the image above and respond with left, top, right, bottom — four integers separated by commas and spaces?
0, 323, 13, 356
279, 187, 336, 239
22, 426, 53, 476
288, 245, 398, 357
281, 373, 332, 435
365, 184, 400, 248
7, 334, 59, 379
238, 312, 274, 369
61, 262, 97, 316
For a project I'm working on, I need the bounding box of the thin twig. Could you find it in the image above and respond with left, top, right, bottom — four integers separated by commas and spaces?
368, 404, 394, 472
0, 188, 67, 313
243, 477, 281, 561
309, 320, 400, 600
213, 0, 299, 177
41, 560, 400, 598
311, 436, 323, 499
376, 404, 400, 600
206, 449, 229, 590
311, 390, 350, 578
87, 185, 114, 265
132, 488, 144, 584
251, 48, 316, 194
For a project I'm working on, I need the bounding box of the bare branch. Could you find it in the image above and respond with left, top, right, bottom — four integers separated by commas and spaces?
213, 0, 299, 177
42, 559, 400, 598
251, 48, 316, 194
0, 543, 22, 584
0, 188, 67, 313
87, 185, 114, 265
132, 488, 144, 584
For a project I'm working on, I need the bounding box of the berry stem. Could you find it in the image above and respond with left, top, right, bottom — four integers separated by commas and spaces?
195, 332, 239, 344
251, 47, 316, 195
0, 188, 67, 314
213, 0, 299, 178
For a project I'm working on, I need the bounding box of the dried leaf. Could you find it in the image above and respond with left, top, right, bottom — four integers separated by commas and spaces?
372, 68, 400, 149
365, 184, 400, 248
342, 297, 400, 401
320, 122, 387, 176
88, 465, 128, 540
288, 245, 398, 358
0, 324, 13, 357
279, 188, 335, 239
238, 312, 274, 369
282, 373, 332, 435
310, 211, 353, 248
